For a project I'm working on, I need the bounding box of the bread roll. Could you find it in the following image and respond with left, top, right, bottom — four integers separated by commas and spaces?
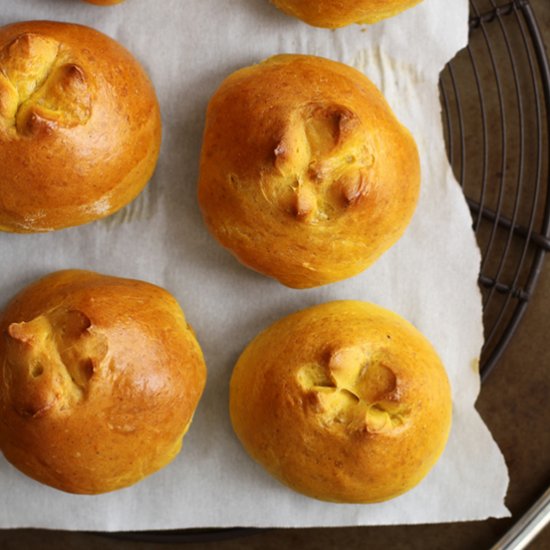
271, 0, 423, 28
0, 21, 161, 232
83, 0, 125, 5
198, 55, 420, 289
0, 270, 206, 494
230, 301, 452, 503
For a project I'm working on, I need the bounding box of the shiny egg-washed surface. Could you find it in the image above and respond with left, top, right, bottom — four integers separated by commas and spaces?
199, 54, 420, 289
0, 21, 161, 232
0, 270, 207, 494
230, 301, 451, 504
271, 0, 423, 28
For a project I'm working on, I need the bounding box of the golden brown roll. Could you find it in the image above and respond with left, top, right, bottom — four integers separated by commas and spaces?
271, 0, 423, 28
230, 301, 452, 503
0, 21, 161, 232
198, 55, 420, 289
0, 270, 206, 494
83, 0, 125, 5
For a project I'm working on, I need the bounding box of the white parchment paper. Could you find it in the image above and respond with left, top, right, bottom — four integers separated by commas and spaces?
0, 0, 509, 530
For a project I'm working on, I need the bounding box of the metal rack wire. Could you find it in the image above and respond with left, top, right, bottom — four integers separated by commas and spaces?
108, 0, 550, 544
440, 0, 550, 381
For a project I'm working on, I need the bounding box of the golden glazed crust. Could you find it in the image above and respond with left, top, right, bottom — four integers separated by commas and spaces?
271, 0, 423, 28
83, 0, 125, 5
230, 301, 452, 503
0, 21, 161, 232
0, 270, 207, 494
198, 55, 420, 289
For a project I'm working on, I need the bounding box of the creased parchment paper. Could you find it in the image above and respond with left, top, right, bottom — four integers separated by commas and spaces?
0, 0, 509, 530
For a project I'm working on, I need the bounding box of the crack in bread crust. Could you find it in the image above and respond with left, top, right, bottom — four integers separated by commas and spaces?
4, 309, 107, 418
270, 103, 374, 223
297, 347, 411, 434
0, 32, 92, 135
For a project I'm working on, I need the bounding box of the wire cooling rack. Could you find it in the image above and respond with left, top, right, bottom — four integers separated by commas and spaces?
107, 0, 550, 544
440, 0, 550, 381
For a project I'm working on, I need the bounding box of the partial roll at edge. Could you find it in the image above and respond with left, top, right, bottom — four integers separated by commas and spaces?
0, 21, 161, 232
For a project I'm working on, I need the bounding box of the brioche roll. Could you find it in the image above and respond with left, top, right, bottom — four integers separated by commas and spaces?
271, 0, 423, 28
83, 0, 125, 5
230, 301, 452, 503
198, 55, 420, 288
0, 270, 206, 494
0, 21, 161, 232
